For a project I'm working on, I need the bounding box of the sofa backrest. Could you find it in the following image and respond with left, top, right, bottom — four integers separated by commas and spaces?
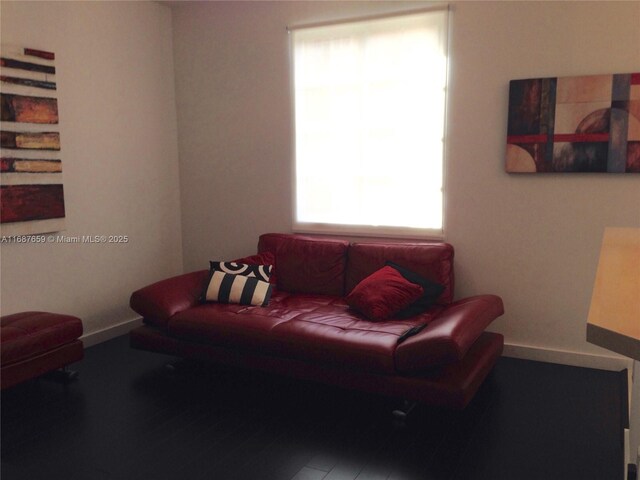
258, 233, 454, 304
258, 233, 349, 296
345, 242, 454, 305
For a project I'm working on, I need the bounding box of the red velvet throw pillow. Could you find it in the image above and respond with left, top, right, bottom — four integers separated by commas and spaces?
346, 266, 424, 321
233, 252, 277, 285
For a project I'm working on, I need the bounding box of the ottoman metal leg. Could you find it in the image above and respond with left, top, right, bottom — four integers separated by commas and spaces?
44, 366, 79, 384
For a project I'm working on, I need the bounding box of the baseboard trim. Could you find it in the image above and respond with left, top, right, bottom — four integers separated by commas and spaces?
503, 342, 632, 372
80, 316, 143, 348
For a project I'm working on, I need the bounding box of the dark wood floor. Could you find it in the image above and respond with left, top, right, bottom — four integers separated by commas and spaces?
1, 335, 626, 480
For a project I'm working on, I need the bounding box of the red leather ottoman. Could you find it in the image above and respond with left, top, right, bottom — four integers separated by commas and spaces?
1, 311, 84, 389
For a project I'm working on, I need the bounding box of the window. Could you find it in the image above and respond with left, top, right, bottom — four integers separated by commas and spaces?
290, 8, 449, 238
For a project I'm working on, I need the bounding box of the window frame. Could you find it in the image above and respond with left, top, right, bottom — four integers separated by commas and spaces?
288, 7, 450, 240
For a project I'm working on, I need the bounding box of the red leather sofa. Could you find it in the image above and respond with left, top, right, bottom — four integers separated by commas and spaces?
129, 233, 504, 409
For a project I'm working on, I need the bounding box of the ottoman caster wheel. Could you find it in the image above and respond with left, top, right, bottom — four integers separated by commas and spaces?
44, 366, 79, 385
63, 369, 79, 383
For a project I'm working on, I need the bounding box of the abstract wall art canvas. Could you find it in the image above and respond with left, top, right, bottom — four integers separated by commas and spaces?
506, 72, 640, 173
1, 45, 66, 235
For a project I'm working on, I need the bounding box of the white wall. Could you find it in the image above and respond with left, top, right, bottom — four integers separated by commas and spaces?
171, 1, 640, 365
0, 1, 183, 341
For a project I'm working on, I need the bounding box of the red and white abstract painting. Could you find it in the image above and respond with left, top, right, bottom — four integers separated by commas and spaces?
1, 45, 65, 235
506, 73, 640, 173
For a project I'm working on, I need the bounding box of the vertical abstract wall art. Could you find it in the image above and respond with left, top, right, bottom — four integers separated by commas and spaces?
0, 45, 65, 235
506, 73, 640, 173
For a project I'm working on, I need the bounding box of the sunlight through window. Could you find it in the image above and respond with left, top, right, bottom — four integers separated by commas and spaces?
291, 9, 449, 237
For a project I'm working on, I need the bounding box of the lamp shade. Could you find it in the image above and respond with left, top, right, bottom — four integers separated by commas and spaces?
586, 227, 640, 361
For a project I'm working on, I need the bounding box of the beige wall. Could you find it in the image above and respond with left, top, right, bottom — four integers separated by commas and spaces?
171, 1, 640, 363
0, 1, 183, 339
446, 1, 639, 361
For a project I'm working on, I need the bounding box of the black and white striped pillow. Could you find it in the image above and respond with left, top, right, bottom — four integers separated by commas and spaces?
204, 271, 273, 306
209, 261, 271, 282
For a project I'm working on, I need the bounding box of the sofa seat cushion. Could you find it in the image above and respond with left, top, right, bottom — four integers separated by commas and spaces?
168, 303, 288, 355
1, 311, 83, 365
167, 291, 339, 353
271, 303, 439, 374
168, 291, 442, 375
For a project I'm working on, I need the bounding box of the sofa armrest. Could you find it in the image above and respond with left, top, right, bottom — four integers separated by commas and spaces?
130, 270, 209, 329
394, 294, 504, 373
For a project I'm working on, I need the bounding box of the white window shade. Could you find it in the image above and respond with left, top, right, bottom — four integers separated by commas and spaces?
291, 9, 449, 237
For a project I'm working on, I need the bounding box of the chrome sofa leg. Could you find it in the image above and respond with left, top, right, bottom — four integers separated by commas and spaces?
165, 361, 179, 373
164, 359, 193, 373
392, 399, 417, 424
